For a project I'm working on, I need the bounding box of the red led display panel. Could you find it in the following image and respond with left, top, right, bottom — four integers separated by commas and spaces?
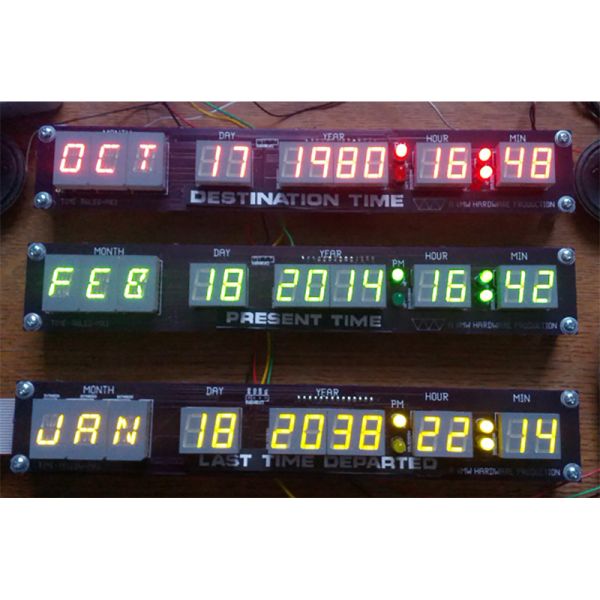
495, 142, 556, 188
52, 131, 167, 191
414, 143, 472, 188
278, 142, 388, 186
194, 141, 253, 186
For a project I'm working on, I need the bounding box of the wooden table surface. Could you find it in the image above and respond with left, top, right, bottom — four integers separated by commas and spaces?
1, 101, 598, 497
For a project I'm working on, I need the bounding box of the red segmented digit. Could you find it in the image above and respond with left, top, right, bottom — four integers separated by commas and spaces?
309, 146, 331, 178
447, 146, 468, 179
228, 145, 250, 178
530, 146, 553, 179
95, 143, 121, 174
211, 144, 222, 177
504, 146, 525, 178
59, 142, 86, 173
364, 146, 386, 179
336, 146, 358, 179
136, 143, 158, 172
420, 146, 442, 179
293, 146, 304, 178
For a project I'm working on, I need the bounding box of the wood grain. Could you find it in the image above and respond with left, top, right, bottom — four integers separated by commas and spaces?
1, 101, 598, 497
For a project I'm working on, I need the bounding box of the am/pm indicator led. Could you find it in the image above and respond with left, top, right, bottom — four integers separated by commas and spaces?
391, 267, 405, 283
391, 413, 408, 428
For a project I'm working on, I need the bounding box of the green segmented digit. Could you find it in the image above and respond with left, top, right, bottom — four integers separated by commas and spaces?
532, 269, 555, 304
220, 268, 244, 302
445, 269, 467, 303
332, 268, 356, 303
304, 268, 328, 303
276, 268, 300, 303
124, 267, 150, 299
86, 267, 112, 299
362, 268, 384, 302
48, 266, 74, 297
504, 269, 525, 304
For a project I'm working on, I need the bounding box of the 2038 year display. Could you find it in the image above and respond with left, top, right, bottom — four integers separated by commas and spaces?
4, 382, 579, 480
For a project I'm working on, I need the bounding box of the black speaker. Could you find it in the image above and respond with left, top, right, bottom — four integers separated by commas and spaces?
575, 139, 600, 221
1, 134, 26, 215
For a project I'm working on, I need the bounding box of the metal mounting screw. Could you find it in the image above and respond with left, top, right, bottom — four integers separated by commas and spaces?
557, 247, 576, 265
557, 196, 576, 213
16, 380, 35, 399
555, 130, 572, 147
33, 192, 53, 210
23, 313, 43, 332
27, 242, 46, 261
560, 390, 580, 408
37, 125, 56, 143
560, 317, 578, 335
10, 455, 31, 474
563, 463, 582, 482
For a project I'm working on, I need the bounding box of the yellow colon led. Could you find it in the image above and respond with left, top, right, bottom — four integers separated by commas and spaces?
477, 418, 495, 434
477, 436, 496, 452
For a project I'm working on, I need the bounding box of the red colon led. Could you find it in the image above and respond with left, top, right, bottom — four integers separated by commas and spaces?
476, 147, 494, 182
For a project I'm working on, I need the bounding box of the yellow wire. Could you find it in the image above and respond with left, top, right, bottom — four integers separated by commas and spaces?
272, 231, 285, 246
260, 332, 272, 384
275, 478, 296, 498
190, 102, 248, 128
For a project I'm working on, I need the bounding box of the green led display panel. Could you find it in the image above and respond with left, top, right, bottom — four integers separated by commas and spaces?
189, 263, 248, 307
41, 254, 161, 313
496, 266, 558, 309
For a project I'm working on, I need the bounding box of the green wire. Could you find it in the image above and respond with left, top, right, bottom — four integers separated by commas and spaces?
204, 101, 254, 129
266, 353, 274, 384
568, 484, 600, 498
283, 225, 295, 246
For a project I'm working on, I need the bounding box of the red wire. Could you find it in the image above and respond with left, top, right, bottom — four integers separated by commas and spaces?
252, 353, 258, 384
168, 104, 195, 128
532, 466, 600, 497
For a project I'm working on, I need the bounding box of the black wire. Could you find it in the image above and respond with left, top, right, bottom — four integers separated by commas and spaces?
162, 102, 182, 127
529, 102, 537, 130
576, 101, 600, 124
253, 101, 344, 121
56, 102, 163, 124
261, 213, 271, 244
